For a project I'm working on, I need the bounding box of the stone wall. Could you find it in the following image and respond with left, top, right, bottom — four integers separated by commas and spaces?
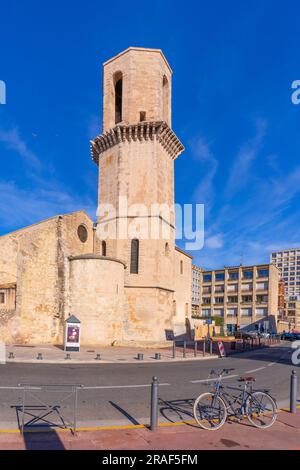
123, 285, 174, 344
96, 136, 176, 290
0, 210, 94, 344
173, 247, 192, 336
68, 255, 126, 345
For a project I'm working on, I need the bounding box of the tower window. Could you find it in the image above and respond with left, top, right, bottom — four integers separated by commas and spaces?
140, 111, 146, 122
180, 260, 183, 275
130, 239, 139, 274
114, 72, 123, 124
165, 242, 170, 256
102, 241, 107, 256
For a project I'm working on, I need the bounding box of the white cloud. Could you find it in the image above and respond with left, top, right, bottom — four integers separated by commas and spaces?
205, 234, 224, 249
0, 128, 41, 170
0, 180, 96, 232
191, 137, 218, 212
0, 126, 97, 233
226, 118, 267, 197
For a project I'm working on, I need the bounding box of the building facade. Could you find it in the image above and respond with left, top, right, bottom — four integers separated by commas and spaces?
0, 47, 192, 346
270, 248, 300, 298
277, 298, 300, 332
192, 265, 202, 315
192, 264, 279, 335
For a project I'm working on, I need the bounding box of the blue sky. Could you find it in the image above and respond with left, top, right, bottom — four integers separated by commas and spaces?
1, 0, 300, 269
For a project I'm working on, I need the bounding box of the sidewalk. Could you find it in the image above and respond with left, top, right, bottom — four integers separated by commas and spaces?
5, 343, 217, 364
0, 409, 299, 450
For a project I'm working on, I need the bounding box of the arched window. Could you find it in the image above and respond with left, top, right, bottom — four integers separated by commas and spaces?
130, 239, 139, 274
163, 75, 169, 123
102, 240, 107, 256
165, 242, 170, 256
114, 72, 123, 124
180, 260, 183, 275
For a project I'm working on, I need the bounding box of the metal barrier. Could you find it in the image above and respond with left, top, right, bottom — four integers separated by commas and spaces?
172, 340, 213, 358
17, 383, 83, 434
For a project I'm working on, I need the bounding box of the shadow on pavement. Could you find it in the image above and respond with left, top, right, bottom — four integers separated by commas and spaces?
22, 426, 65, 450
109, 401, 140, 425
228, 345, 296, 366
158, 398, 199, 428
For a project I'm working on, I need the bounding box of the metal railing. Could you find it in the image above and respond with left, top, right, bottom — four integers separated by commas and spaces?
172, 339, 214, 358
17, 383, 83, 434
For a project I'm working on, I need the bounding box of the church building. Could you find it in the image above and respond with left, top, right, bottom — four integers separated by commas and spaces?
0, 47, 192, 346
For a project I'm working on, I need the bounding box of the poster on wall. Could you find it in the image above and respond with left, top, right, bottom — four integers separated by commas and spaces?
67, 326, 80, 343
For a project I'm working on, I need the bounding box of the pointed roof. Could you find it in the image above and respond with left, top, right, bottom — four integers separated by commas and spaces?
66, 315, 81, 324
103, 47, 173, 74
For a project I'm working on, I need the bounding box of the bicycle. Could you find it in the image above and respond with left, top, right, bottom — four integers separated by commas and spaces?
193, 368, 277, 430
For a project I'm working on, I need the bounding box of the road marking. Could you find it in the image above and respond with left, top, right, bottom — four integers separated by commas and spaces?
83, 383, 170, 389
191, 374, 238, 384
244, 367, 266, 373
0, 387, 20, 390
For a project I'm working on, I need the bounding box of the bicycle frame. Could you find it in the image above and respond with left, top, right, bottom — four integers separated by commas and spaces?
210, 373, 276, 419
209, 371, 255, 419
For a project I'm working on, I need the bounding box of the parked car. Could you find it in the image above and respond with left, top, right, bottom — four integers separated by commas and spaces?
281, 332, 300, 341
291, 333, 300, 341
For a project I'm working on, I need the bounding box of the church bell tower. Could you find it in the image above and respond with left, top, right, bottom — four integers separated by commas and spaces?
91, 47, 185, 342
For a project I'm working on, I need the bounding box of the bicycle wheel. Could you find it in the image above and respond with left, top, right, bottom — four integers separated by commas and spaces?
193, 392, 227, 430
246, 391, 277, 428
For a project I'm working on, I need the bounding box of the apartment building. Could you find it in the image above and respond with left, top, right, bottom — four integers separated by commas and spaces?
192, 265, 202, 315
270, 248, 300, 298
278, 298, 300, 332
193, 264, 279, 335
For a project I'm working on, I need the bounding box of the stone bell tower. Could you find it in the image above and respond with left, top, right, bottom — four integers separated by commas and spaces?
91, 47, 185, 343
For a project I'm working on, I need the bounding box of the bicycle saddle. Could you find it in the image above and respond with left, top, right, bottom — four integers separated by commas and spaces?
238, 376, 256, 382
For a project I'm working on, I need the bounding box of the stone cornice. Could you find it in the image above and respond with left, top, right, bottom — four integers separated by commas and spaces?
90, 121, 185, 165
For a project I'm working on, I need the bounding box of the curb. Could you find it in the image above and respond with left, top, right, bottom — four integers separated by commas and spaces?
5, 355, 218, 365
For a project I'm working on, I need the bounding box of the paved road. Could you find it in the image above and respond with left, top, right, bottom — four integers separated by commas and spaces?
0, 344, 298, 429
